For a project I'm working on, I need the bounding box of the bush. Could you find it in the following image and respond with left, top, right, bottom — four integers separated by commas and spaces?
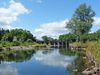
12, 41, 21, 46
0, 41, 11, 47
26, 39, 33, 42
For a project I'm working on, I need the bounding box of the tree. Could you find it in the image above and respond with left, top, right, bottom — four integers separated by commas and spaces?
42, 36, 54, 44
0, 28, 9, 40
1, 28, 36, 42
59, 33, 77, 42
66, 3, 95, 35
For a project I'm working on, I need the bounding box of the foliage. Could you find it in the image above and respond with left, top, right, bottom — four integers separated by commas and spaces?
71, 42, 86, 48
66, 3, 95, 35
42, 36, 54, 44
59, 30, 100, 42
0, 28, 36, 42
86, 41, 100, 63
33, 43, 47, 48
12, 41, 21, 46
59, 33, 77, 42
0, 29, 9, 40
0, 41, 12, 47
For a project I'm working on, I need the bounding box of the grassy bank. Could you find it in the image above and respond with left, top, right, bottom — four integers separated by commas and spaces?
0, 41, 47, 47
0, 41, 47, 51
86, 41, 100, 63
71, 41, 100, 63
70, 42, 100, 74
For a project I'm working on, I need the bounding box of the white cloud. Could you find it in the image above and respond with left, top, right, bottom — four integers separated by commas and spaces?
33, 17, 100, 39
0, 25, 12, 30
34, 50, 77, 67
93, 17, 100, 26
33, 19, 69, 39
0, 0, 29, 29
0, 63, 19, 75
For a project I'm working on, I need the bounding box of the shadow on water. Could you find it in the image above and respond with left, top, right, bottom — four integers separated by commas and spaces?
0, 50, 35, 63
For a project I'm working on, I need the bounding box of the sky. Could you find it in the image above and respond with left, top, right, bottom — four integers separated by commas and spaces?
0, 0, 100, 39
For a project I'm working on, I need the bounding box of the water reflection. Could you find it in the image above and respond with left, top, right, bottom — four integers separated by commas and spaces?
0, 64, 19, 75
34, 49, 77, 67
66, 50, 86, 75
0, 48, 81, 75
0, 50, 35, 63
59, 48, 76, 56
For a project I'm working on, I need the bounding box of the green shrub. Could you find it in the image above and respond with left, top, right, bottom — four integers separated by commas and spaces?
0, 41, 11, 47
12, 41, 21, 46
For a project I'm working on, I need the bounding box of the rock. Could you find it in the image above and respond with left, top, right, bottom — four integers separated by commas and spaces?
73, 69, 78, 72
82, 68, 94, 75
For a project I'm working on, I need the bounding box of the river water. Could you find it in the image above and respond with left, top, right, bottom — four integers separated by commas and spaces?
0, 48, 78, 75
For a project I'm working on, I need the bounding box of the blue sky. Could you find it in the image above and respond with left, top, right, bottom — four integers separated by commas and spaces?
0, 0, 100, 39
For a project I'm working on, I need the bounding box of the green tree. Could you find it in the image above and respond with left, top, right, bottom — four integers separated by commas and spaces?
66, 3, 95, 35
0, 28, 9, 40
42, 36, 54, 44
59, 33, 77, 42
1, 29, 36, 42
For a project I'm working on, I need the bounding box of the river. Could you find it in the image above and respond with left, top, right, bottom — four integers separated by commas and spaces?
0, 48, 83, 75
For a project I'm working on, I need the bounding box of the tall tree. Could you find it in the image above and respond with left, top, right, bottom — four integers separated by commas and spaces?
66, 3, 95, 35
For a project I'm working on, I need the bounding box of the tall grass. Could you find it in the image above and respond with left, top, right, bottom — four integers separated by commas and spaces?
86, 41, 100, 63
71, 42, 86, 48
71, 41, 100, 63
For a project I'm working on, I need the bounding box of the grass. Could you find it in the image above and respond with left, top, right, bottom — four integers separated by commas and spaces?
0, 41, 47, 47
71, 42, 87, 48
85, 41, 100, 63
71, 41, 100, 63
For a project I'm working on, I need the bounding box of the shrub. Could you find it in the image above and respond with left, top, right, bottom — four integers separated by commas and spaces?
12, 41, 21, 46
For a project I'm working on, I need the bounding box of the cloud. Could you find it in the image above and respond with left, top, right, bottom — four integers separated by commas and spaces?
34, 50, 77, 67
33, 19, 69, 39
0, 63, 19, 75
0, 0, 29, 29
93, 17, 100, 26
0, 25, 12, 29
33, 17, 100, 39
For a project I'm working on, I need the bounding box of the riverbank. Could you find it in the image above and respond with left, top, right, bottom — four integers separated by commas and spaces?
83, 42, 100, 75
0, 41, 48, 51
70, 42, 100, 75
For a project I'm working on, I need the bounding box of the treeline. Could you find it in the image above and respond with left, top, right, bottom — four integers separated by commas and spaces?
0, 28, 36, 42
59, 29, 100, 43
42, 36, 57, 44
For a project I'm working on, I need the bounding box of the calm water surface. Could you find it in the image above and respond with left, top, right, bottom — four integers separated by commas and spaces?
0, 49, 77, 75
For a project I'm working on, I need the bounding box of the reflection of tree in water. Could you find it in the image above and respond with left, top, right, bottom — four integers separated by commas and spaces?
59, 48, 76, 56
66, 52, 87, 75
59, 48, 87, 75
0, 50, 35, 63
